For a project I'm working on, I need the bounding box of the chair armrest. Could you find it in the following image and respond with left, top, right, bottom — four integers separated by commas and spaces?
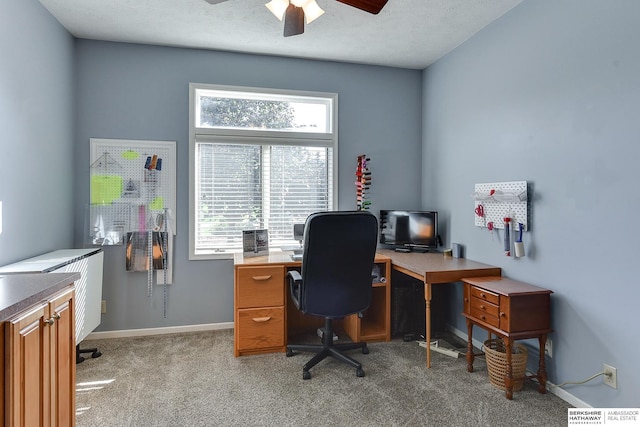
287, 270, 303, 310
288, 270, 302, 282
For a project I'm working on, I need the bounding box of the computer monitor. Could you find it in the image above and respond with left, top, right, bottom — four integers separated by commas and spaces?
293, 223, 305, 242
379, 210, 439, 251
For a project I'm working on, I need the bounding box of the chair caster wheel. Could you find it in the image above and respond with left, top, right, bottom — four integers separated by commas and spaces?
92, 351, 102, 358
286, 349, 295, 357
356, 368, 365, 377
362, 346, 369, 354
303, 370, 311, 380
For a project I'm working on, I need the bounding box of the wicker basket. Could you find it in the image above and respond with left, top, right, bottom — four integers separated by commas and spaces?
483, 339, 528, 392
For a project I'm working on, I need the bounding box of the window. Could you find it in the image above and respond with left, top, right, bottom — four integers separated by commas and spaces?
189, 83, 338, 259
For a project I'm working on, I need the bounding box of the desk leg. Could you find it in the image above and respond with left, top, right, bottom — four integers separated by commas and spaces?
503, 337, 514, 400
465, 318, 474, 372
537, 334, 548, 394
424, 281, 432, 368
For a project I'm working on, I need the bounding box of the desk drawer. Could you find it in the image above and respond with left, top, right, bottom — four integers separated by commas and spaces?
470, 306, 499, 328
470, 286, 499, 305
236, 266, 284, 309
469, 296, 499, 318
237, 307, 285, 351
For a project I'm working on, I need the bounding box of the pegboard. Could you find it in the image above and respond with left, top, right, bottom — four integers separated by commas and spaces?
89, 138, 176, 293
89, 138, 176, 244
473, 181, 528, 230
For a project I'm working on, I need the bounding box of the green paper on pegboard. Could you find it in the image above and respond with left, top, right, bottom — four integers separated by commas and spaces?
150, 196, 164, 210
91, 175, 123, 205
122, 150, 139, 160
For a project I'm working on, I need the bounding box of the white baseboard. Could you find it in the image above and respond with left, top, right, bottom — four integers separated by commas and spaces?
445, 325, 589, 408
550, 386, 591, 408
447, 324, 484, 351
86, 322, 234, 340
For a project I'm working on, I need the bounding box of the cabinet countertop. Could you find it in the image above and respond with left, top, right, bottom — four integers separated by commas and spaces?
0, 272, 80, 321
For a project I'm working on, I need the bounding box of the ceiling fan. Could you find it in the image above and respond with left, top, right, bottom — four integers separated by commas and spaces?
205, 0, 389, 37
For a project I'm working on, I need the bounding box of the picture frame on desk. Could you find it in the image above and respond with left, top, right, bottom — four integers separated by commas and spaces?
242, 229, 269, 257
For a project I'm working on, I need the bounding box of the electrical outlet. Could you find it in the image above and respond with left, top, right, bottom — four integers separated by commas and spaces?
544, 339, 553, 358
101, 300, 107, 314
604, 364, 617, 389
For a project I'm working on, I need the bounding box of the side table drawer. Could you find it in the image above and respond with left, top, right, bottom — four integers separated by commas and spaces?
470, 306, 499, 327
236, 266, 284, 309
237, 307, 285, 351
469, 296, 499, 318
470, 286, 499, 305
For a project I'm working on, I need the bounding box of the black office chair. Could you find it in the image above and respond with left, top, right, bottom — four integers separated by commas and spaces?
286, 211, 378, 379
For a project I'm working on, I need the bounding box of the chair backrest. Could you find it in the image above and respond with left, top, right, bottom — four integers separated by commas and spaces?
298, 211, 378, 318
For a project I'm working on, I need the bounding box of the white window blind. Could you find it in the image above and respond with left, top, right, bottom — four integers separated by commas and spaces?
189, 83, 338, 259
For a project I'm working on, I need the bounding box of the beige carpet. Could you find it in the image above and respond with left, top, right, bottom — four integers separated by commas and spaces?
76, 330, 570, 426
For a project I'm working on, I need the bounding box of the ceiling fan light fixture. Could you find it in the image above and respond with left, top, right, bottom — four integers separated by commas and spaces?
265, 0, 289, 21
283, 3, 305, 37
300, 1, 324, 24
267, 0, 324, 34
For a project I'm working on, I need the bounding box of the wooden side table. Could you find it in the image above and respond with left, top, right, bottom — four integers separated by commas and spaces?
462, 276, 553, 400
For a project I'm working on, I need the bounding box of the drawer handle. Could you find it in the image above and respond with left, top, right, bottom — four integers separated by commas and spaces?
252, 275, 273, 281
500, 312, 506, 317
252, 316, 272, 323
44, 317, 56, 325
480, 292, 486, 298
480, 305, 485, 310
480, 315, 486, 320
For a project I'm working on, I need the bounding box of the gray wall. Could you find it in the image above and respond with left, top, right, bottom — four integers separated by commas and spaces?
74, 40, 423, 330
0, 0, 75, 264
423, 0, 639, 408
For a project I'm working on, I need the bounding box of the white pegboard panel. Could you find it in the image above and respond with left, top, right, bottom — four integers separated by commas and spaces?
473, 181, 528, 230
89, 138, 177, 238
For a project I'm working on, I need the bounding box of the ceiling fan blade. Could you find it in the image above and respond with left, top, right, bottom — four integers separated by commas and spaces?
336, 0, 389, 14
284, 4, 305, 37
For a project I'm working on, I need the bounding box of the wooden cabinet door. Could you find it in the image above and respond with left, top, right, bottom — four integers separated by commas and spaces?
5, 285, 75, 427
49, 288, 75, 427
6, 302, 50, 427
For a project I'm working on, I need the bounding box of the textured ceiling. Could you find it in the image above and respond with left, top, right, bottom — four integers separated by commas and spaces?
38, 0, 522, 70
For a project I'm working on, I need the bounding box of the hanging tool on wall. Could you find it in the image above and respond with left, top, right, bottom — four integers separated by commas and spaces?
162, 208, 169, 318
475, 203, 485, 227
487, 221, 495, 241
514, 222, 525, 258
503, 217, 511, 256
147, 230, 154, 297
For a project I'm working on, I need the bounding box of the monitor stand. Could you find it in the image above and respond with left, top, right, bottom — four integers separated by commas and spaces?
394, 246, 432, 253
394, 247, 412, 253
412, 247, 431, 253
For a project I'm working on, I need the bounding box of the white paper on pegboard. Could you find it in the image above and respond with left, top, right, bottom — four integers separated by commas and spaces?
473, 181, 528, 230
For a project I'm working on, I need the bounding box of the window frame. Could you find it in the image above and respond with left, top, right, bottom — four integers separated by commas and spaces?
188, 83, 339, 260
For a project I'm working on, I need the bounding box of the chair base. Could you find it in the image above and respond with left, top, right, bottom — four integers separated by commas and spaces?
286, 318, 369, 379
76, 344, 102, 364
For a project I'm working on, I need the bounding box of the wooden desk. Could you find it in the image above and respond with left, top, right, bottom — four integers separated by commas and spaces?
233, 252, 392, 357
377, 249, 501, 368
462, 276, 552, 400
